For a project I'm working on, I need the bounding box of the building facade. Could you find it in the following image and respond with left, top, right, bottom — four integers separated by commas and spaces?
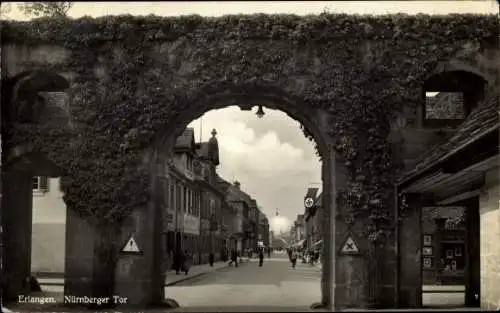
165, 127, 202, 265
304, 188, 323, 251
164, 128, 264, 265
31, 176, 66, 274
305, 194, 323, 249
258, 211, 270, 248
291, 214, 305, 245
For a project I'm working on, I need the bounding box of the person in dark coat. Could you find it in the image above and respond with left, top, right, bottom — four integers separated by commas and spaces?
173, 250, 184, 275
228, 249, 238, 267
291, 249, 298, 268
258, 247, 264, 267
209, 252, 215, 267
182, 250, 191, 275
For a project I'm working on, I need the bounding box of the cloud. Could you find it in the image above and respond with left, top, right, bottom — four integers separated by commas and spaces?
188, 106, 322, 223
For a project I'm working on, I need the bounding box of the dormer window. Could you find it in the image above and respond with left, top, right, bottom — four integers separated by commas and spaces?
422, 70, 486, 128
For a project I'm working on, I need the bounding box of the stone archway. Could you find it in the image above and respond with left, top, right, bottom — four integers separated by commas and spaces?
1, 70, 70, 302
108, 83, 343, 309
2, 12, 497, 311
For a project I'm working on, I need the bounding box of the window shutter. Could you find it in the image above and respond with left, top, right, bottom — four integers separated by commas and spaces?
39, 176, 49, 192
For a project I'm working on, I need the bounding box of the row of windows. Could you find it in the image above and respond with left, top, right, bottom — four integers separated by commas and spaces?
166, 178, 201, 216
165, 177, 221, 220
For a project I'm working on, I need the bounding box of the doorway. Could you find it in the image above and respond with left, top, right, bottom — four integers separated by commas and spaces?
420, 198, 480, 308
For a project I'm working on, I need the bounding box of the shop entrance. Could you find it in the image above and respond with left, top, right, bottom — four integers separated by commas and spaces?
420, 199, 480, 308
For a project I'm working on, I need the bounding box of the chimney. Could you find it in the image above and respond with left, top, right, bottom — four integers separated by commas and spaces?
233, 181, 240, 189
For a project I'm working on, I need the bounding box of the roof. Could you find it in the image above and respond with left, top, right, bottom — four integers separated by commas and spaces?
399, 88, 499, 184
197, 142, 210, 158
175, 128, 195, 149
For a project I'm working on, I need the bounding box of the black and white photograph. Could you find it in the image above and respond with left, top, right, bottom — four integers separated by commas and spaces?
1, 1, 499, 312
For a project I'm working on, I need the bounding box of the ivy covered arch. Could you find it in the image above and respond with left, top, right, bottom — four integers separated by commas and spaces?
151, 82, 329, 160
1, 13, 498, 309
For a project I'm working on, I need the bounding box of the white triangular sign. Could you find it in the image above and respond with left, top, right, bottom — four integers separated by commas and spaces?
341, 236, 359, 253
121, 236, 141, 253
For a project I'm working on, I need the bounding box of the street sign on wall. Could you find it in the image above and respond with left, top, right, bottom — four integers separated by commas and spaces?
339, 233, 360, 255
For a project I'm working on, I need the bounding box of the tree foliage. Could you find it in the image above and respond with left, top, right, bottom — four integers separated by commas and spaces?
18, 2, 72, 18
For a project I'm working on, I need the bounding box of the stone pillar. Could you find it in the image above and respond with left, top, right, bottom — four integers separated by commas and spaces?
2, 171, 33, 302
397, 193, 422, 308
64, 208, 98, 298
321, 145, 337, 310
65, 171, 164, 308
331, 152, 372, 309
113, 172, 165, 307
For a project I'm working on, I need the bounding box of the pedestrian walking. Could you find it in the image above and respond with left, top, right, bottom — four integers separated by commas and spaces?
173, 250, 183, 275
309, 249, 315, 266
209, 252, 215, 267
228, 249, 238, 267
267, 246, 271, 258
314, 249, 320, 264
258, 248, 264, 267
291, 249, 298, 268
182, 250, 191, 275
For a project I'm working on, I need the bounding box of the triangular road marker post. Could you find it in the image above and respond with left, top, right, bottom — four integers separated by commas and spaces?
121, 235, 142, 254
340, 235, 360, 255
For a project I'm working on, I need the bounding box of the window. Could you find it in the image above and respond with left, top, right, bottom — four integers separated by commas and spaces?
422, 70, 486, 128
209, 199, 215, 216
176, 185, 182, 212
163, 179, 169, 208
183, 187, 187, 213
169, 181, 175, 210
32, 176, 40, 190
32, 176, 49, 192
188, 189, 193, 215
425, 92, 466, 120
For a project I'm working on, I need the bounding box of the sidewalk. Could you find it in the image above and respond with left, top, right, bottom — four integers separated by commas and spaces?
165, 260, 241, 286
34, 260, 247, 287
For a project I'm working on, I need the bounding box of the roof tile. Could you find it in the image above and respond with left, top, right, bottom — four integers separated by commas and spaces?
175, 128, 195, 148
400, 88, 499, 181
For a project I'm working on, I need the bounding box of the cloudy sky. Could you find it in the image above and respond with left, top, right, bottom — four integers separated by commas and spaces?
8, 1, 497, 232
188, 107, 322, 233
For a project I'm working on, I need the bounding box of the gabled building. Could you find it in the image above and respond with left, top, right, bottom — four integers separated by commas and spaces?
193, 129, 227, 263
165, 127, 202, 264
221, 180, 260, 255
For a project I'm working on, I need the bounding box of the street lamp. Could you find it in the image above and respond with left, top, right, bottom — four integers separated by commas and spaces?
256, 105, 265, 118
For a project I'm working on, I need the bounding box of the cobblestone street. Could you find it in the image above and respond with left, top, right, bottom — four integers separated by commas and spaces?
167, 251, 321, 311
